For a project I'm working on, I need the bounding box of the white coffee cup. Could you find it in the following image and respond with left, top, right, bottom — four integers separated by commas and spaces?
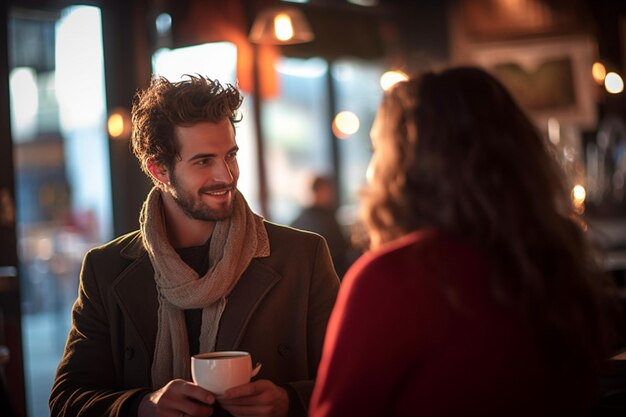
191, 351, 262, 396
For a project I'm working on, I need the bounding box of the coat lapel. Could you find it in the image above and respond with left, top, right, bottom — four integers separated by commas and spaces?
112, 236, 159, 358
109, 233, 281, 355
216, 258, 281, 350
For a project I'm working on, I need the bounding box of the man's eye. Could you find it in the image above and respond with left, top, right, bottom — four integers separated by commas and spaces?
227, 152, 238, 160
196, 159, 208, 166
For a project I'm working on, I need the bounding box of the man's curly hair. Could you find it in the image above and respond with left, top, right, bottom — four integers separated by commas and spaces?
131, 74, 243, 182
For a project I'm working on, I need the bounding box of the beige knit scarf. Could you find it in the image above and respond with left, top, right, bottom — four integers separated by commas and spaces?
139, 186, 270, 388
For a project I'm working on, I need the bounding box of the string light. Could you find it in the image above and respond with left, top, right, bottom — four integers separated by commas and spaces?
107, 108, 131, 139
605, 72, 624, 94
380, 70, 408, 91
332, 111, 360, 139
572, 184, 586, 214
592, 62, 606, 84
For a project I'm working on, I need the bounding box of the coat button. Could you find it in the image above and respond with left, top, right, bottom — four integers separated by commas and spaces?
277, 343, 291, 356
124, 346, 134, 360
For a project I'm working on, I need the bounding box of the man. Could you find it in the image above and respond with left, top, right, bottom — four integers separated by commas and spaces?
50, 75, 340, 417
291, 176, 351, 277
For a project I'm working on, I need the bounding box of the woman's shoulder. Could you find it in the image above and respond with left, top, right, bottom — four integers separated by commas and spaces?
360, 228, 471, 266
345, 228, 485, 289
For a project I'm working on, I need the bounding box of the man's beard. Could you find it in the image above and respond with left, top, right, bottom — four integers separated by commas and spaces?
169, 172, 236, 222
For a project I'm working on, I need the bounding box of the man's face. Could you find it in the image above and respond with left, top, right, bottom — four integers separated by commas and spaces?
167, 119, 240, 221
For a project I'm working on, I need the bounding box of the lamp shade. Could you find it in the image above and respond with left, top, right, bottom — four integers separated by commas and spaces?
249, 6, 314, 45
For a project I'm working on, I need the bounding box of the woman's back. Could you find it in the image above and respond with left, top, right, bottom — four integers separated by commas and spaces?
312, 229, 592, 417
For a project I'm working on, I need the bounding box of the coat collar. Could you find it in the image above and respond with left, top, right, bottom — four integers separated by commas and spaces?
112, 231, 281, 356
119, 231, 146, 260
112, 251, 158, 359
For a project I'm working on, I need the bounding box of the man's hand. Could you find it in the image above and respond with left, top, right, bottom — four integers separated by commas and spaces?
138, 379, 216, 417
218, 379, 289, 417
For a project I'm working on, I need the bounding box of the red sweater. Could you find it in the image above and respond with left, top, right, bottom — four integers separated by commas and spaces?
310, 229, 591, 417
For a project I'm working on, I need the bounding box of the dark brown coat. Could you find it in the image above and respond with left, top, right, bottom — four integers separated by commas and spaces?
50, 221, 340, 416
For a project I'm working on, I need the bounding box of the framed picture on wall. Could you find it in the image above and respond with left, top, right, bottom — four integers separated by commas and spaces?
467, 36, 597, 130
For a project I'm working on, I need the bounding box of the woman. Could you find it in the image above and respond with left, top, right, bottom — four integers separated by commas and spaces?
310, 67, 621, 417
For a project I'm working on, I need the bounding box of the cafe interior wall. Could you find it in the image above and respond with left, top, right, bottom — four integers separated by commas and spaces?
448, 0, 626, 268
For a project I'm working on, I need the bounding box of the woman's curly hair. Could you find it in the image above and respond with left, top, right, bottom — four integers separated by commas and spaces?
363, 66, 621, 376
131, 74, 243, 181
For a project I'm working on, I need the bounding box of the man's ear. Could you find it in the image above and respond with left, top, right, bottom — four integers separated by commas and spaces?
147, 159, 170, 186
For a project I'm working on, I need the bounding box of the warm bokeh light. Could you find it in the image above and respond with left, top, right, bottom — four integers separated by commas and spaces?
332, 111, 360, 139
274, 13, 294, 41
107, 108, 131, 139
380, 70, 409, 91
572, 184, 586, 213
572, 184, 586, 202
107, 114, 124, 138
605, 72, 624, 94
547, 117, 560, 145
592, 62, 606, 84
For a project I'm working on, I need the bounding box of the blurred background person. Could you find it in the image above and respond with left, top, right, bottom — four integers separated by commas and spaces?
291, 175, 352, 278
310, 67, 623, 417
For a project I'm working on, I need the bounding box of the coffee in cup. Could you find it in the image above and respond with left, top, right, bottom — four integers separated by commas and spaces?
191, 351, 261, 396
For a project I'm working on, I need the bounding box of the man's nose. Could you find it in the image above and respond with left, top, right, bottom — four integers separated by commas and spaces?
214, 159, 234, 183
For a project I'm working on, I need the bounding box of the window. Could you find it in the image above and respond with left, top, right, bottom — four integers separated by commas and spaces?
9, 6, 111, 417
